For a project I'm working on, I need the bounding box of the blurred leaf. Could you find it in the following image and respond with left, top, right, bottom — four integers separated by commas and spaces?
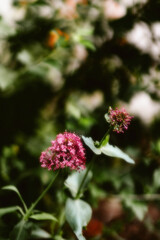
2, 185, 28, 212
79, 40, 96, 51
45, 58, 61, 68
17, 50, 33, 65
64, 169, 92, 197
31, 228, 52, 239
89, 183, 106, 200
0, 18, 15, 37
0, 66, 15, 91
152, 139, 160, 155
153, 168, 160, 190
54, 236, 66, 240
30, 212, 57, 221
11, 219, 51, 239
65, 198, 92, 240
124, 198, 148, 221
0, 156, 10, 182
31, 0, 48, 6
0, 206, 23, 217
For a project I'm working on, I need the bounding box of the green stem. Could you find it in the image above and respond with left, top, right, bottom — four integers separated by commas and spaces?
16, 220, 26, 240
75, 127, 112, 199
24, 170, 59, 220
75, 156, 96, 199
75, 128, 112, 199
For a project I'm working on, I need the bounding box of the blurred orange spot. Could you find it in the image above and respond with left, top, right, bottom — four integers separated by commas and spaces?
83, 218, 103, 238
56, 29, 70, 41
46, 31, 59, 48
46, 29, 69, 48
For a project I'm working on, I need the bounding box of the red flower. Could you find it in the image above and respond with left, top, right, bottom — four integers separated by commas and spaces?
40, 132, 86, 171
83, 218, 103, 238
106, 107, 133, 133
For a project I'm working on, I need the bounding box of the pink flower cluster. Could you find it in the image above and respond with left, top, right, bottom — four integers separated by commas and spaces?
40, 132, 86, 171
107, 107, 133, 133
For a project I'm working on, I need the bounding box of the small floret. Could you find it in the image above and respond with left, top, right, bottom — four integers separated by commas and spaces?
106, 107, 133, 133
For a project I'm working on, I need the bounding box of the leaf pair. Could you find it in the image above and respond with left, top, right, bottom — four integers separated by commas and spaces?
2, 185, 28, 213
10, 220, 52, 240
1, 184, 57, 240
0, 185, 27, 218
82, 136, 135, 164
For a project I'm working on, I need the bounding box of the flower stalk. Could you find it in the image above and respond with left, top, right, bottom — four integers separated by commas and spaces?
23, 170, 59, 221
75, 159, 93, 199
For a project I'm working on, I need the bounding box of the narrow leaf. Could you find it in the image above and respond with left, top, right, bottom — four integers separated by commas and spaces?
2, 185, 28, 212
65, 169, 92, 197
65, 198, 92, 240
30, 212, 57, 221
0, 206, 24, 217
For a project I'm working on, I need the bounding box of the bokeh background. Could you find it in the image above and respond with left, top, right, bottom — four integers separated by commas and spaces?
0, 0, 160, 239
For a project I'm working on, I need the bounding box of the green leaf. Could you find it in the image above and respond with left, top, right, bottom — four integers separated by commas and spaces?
82, 136, 134, 164
82, 136, 101, 155
65, 198, 92, 240
54, 236, 66, 240
101, 143, 135, 164
45, 58, 61, 68
11, 220, 52, 239
80, 40, 96, 51
0, 206, 24, 217
64, 169, 92, 197
124, 199, 148, 221
153, 168, 160, 190
31, 228, 52, 239
29, 212, 57, 221
2, 185, 28, 212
